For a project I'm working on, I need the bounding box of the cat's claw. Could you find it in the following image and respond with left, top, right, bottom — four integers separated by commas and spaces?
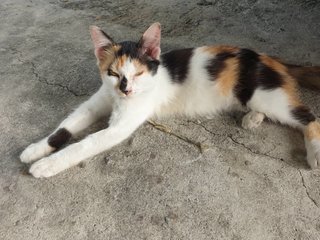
29, 157, 62, 178
20, 140, 54, 163
242, 111, 265, 130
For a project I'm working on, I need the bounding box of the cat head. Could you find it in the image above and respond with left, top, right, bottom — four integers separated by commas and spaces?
90, 22, 161, 97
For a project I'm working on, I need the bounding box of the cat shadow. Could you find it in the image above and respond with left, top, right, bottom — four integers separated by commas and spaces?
230, 110, 309, 170
85, 111, 311, 171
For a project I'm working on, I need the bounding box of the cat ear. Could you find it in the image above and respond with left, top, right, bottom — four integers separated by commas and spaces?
139, 22, 161, 60
90, 26, 114, 60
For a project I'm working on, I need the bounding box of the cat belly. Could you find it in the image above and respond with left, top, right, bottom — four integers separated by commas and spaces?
182, 82, 237, 116
155, 81, 237, 117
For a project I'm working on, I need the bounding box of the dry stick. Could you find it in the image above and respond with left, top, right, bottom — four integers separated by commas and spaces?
147, 120, 208, 153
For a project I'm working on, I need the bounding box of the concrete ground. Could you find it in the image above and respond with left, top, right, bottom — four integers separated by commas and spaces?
1, 0, 320, 239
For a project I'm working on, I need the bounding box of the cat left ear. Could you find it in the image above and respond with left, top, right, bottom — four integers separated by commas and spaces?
90, 26, 114, 60
138, 22, 161, 60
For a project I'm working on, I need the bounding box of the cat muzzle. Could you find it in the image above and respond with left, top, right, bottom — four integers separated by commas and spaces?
119, 77, 130, 95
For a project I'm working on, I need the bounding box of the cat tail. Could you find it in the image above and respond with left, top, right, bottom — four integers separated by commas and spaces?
285, 64, 320, 90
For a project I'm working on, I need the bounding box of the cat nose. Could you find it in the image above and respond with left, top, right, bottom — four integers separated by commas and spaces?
119, 77, 128, 94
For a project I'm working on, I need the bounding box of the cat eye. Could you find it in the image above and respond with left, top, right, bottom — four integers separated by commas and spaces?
107, 69, 120, 78
135, 71, 144, 77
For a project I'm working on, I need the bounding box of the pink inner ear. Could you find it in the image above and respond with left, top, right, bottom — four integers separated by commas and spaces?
140, 23, 161, 60
90, 26, 113, 59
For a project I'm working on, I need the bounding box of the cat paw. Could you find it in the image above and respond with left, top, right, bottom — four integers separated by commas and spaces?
29, 157, 62, 178
242, 111, 265, 130
20, 139, 54, 163
306, 140, 320, 169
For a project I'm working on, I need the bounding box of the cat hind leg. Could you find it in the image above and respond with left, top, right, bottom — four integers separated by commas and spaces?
247, 87, 319, 168
304, 122, 320, 168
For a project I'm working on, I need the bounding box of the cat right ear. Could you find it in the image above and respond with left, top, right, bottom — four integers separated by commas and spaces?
138, 22, 161, 60
90, 26, 114, 60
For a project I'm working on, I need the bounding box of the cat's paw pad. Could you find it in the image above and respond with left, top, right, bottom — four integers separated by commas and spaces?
29, 158, 61, 178
20, 140, 54, 163
242, 111, 265, 130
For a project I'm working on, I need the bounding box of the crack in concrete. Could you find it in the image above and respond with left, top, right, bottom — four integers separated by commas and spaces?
10, 47, 89, 97
29, 61, 88, 97
188, 119, 287, 162
228, 134, 319, 209
298, 170, 319, 208
187, 119, 222, 137
228, 134, 282, 162
188, 120, 320, 209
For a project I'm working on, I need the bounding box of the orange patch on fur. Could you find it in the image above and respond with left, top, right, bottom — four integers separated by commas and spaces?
282, 79, 301, 107
305, 121, 320, 141
203, 45, 239, 55
259, 55, 287, 73
98, 44, 120, 73
202, 45, 239, 96
116, 55, 128, 69
132, 59, 149, 74
260, 55, 301, 107
217, 58, 239, 96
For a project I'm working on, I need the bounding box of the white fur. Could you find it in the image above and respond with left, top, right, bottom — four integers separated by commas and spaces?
247, 88, 301, 128
305, 138, 320, 169
20, 138, 54, 163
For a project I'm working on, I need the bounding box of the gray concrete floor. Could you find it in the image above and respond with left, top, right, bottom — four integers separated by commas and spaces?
1, 0, 320, 239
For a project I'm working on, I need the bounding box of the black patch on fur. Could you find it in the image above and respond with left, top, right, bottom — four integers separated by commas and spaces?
206, 52, 236, 79
234, 48, 284, 105
145, 59, 160, 75
117, 41, 160, 75
234, 48, 260, 105
118, 41, 139, 58
291, 106, 316, 125
161, 48, 194, 83
120, 76, 128, 93
256, 63, 283, 90
48, 128, 72, 149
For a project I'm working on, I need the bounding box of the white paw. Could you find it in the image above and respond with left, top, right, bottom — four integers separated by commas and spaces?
242, 111, 265, 130
29, 157, 63, 178
20, 139, 54, 163
307, 151, 320, 169
305, 140, 320, 169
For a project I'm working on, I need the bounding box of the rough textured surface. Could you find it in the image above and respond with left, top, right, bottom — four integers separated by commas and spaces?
1, 0, 320, 239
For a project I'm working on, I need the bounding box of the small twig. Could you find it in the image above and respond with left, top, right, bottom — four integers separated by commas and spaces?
147, 120, 208, 153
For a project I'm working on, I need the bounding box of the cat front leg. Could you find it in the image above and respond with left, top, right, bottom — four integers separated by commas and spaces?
29, 102, 152, 178
20, 85, 113, 163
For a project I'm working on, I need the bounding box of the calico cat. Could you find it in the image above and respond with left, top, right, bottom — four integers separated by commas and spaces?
20, 22, 320, 178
